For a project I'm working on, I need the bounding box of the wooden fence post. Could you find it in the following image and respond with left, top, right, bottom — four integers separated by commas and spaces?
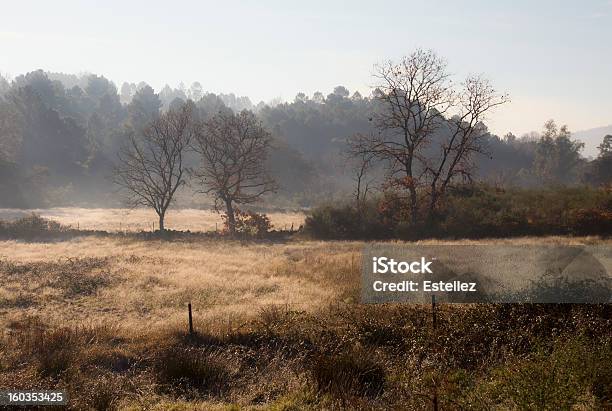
188, 302, 194, 335
432, 294, 438, 411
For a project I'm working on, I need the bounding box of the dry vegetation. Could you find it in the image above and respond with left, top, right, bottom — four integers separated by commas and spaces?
0, 208, 305, 232
0, 232, 610, 409
0, 237, 357, 328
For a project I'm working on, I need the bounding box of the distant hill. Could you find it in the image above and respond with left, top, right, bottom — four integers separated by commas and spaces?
573, 125, 612, 158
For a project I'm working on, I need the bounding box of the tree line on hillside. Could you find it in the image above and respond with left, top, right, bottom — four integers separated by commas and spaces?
0, 53, 611, 213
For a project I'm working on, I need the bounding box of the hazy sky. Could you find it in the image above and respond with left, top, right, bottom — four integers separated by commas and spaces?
1, 0, 611, 136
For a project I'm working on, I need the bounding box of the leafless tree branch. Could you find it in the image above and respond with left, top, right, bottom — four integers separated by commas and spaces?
113, 103, 194, 231
191, 109, 277, 234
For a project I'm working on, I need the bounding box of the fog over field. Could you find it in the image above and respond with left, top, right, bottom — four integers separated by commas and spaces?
0, 1, 611, 409
0, 208, 305, 232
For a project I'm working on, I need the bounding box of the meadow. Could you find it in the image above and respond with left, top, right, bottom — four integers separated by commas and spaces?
0, 237, 356, 329
0, 208, 306, 233
0, 215, 610, 409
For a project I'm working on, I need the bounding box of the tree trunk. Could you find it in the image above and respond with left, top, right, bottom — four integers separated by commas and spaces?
405, 156, 418, 226
409, 185, 418, 226
428, 187, 438, 222
355, 172, 363, 217
158, 211, 165, 232
224, 198, 236, 235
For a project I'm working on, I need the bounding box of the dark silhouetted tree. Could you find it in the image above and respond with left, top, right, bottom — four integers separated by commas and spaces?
192, 110, 277, 234
351, 50, 507, 223
424, 76, 508, 217
353, 49, 455, 225
113, 103, 194, 231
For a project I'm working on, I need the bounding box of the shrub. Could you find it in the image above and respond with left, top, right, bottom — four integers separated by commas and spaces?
569, 208, 612, 235
357, 315, 407, 347
303, 205, 361, 239
311, 348, 385, 398
304, 185, 612, 240
0, 257, 115, 298
440, 185, 612, 238
0, 213, 68, 239
303, 202, 389, 239
482, 337, 612, 409
73, 372, 128, 411
153, 346, 229, 395
13, 323, 117, 377
222, 209, 272, 237
515, 269, 612, 303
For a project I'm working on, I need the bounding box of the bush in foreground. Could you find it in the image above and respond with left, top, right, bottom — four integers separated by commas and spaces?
312, 348, 386, 399
1, 304, 610, 409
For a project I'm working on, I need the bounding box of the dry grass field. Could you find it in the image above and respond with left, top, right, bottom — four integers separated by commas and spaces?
0, 230, 610, 409
0, 237, 358, 329
2, 234, 607, 329
0, 208, 306, 232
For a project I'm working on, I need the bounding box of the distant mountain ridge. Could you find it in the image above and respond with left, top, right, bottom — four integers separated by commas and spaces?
573, 125, 612, 158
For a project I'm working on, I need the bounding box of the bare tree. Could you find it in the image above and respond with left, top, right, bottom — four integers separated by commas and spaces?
364, 49, 454, 224
345, 134, 376, 214
192, 109, 277, 234
113, 103, 193, 232
425, 76, 509, 218
353, 50, 507, 225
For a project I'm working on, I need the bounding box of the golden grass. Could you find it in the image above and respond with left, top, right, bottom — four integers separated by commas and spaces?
1, 234, 608, 331
0, 207, 306, 232
0, 231, 610, 409
0, 237, 360, 330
